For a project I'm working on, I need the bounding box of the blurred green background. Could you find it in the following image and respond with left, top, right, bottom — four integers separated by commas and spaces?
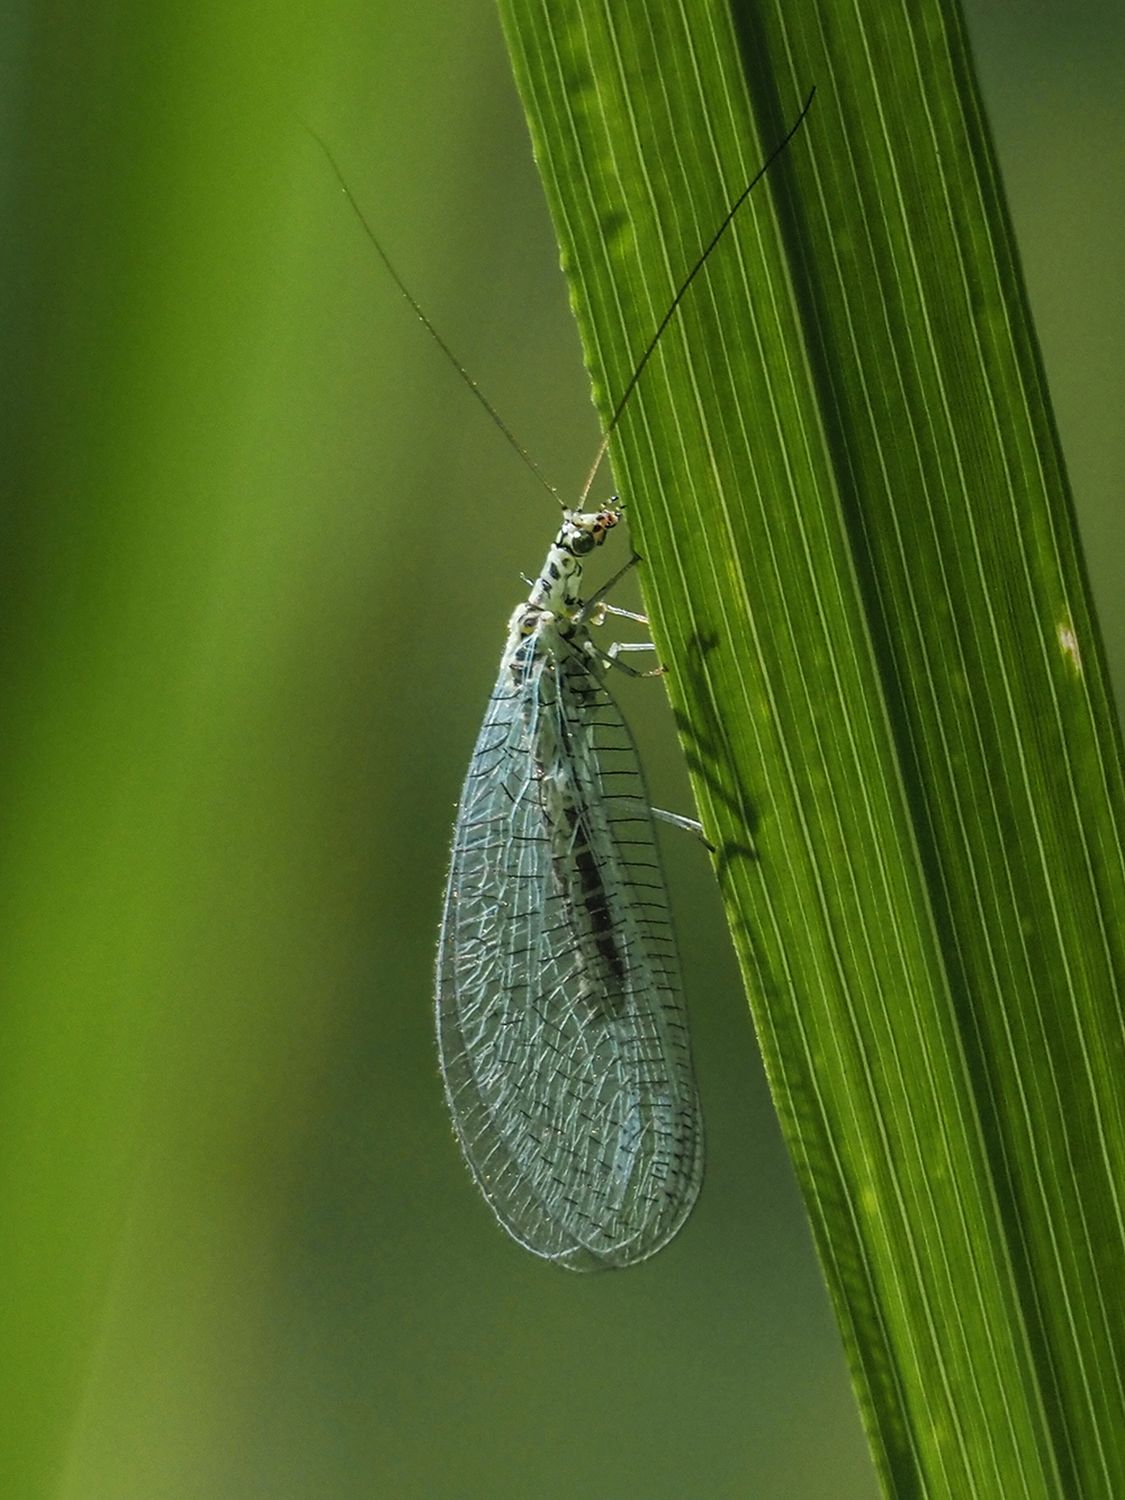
1, 2, 1120, 1497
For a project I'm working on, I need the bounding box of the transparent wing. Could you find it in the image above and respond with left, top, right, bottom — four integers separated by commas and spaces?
436, 632, 703, 1269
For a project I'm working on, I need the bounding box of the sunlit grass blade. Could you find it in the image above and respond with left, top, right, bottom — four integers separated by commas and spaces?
499, 0, 1125, 1492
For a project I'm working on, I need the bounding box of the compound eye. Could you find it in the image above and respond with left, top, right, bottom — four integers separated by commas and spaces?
571, 531, 596, 556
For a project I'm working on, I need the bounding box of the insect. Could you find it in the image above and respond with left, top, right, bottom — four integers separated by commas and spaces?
316, 89, 814, 1268
436, 504, 703, 1268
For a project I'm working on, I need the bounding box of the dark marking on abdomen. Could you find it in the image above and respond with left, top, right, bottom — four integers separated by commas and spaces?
572, 838, 626, 986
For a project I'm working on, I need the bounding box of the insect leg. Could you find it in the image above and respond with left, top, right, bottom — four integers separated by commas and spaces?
577, 551, 643, 622
599, 602, 648, 624
652, 806, 710, 845
588, 639, 664, 678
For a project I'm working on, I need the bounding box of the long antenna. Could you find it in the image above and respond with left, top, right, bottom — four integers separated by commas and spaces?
309, 86, 814, 513
577, 85, 816, 507
305, 124, 561, 504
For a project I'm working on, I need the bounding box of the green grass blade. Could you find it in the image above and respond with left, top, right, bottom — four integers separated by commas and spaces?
499, 1, 1125, 1494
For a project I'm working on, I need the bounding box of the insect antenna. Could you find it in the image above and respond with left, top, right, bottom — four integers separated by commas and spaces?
305, 123, 562, 505
309, 84, 813, 515
577, 85, 816, 509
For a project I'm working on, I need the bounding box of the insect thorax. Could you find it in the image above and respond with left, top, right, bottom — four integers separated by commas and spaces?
526, 507, 620, 617
502, 507, 619, 670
